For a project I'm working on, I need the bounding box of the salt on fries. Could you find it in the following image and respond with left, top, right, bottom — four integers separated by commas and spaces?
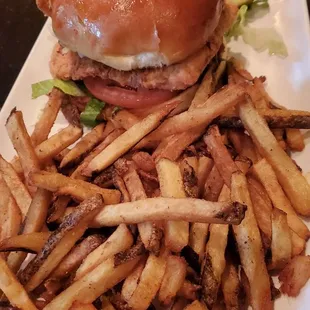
0, 58, 309, 310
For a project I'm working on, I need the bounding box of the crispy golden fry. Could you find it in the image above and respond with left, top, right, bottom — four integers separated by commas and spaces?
110, 109, 140, 130
122, 163, 161, 253
112, 174, 130, 203
121, 258, 146, 302
70, 302, 97, 310
247, 176, 272, 250
0, 175, 21, 243
54, 148, 70, 163
180, 157, 199, 198
228, 130, 258, 163
0, 256, 37, 310
101, 296, 116, 310
184, 300, 207, 310
218, 108, 310, 129
31, 88, 64, 146
49, 234, 105, 281
204, 125, 239, 187
272, 129, 286, 150
231, 171, 272, 310
197, 156, 213, 197
189, 223, 209, 263
279, 255, 310, 297
127, 248, 168, 309
47, 196, 71, 223
138, 84, 245, 148
83, 98, 179, 176
239, 99, 310, 216
44, 256, 142, 310
75, 224, 133, 281
158, 255, 187, 306
251, 159, 309, 239
286, 128, 305, 151
30, 171, 120, 204
132, 152, 155, 172
203, 164, 224, 201
201, 185, 230, 309
60, 123, 105, 168
20, 195, 103, 292
221, 257, 241, 310
269, 208, 291, 270
0, 155, 32, 219
290, 230, 306, 257
156, 158, 189, 252
6, 109, 41, 192
93, 197, 246, 227
0, 232, 50, 254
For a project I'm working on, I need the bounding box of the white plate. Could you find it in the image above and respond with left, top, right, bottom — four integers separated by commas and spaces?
1, 1, 310, 309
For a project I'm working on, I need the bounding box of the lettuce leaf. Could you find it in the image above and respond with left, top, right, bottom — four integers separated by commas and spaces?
80, 98, 105, 127
226, 0, 287, 57
32, 79, 85, 99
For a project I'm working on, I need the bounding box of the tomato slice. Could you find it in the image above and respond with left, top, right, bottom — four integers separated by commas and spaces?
84, 77, 178, 109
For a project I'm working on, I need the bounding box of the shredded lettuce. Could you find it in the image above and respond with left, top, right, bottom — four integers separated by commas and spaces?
226, 0, 288, 57
32, 79, 85, 99
80, 98, 105, 127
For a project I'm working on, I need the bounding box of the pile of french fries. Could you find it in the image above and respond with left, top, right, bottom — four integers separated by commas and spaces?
0, 56, 310, 310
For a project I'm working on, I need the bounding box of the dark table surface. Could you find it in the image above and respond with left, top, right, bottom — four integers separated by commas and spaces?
0, 0, 309, 106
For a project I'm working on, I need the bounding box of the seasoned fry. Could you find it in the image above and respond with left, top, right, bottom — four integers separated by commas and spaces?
251, 159, 309, 240
203, 164, 224, 201
112, 173, 130, 203
177, 281, 201, 300
30, 171, 121, 204
197, 156, 213, 197
6, 109, 41, 192
83, 98, 179, 176
48, 234, 105, 281
60, 123, 105, 168
47, 196, 71, 223
0, 256, 37, 310
0, 175, 21, 243
70, 302, 97, 310
156, 158, 189, 252
279, 255, 310, 297
239, 98, 310, 216
132, 152, 156, 172
75, 224, 133, 281
20, 195, 103, 292
184, 300, 207, 310
158, 255, 187, 306
110, 109, 140, 130
269, 208, 291, 270
44, 256, 142, 310
114, 239, 146, 266
189, 223, 209, 263
231, 171, 272, 310
127, 248, 168, 310
180, 157, 199, 198
31, 88, 64, 146
290, 230, 306, 257
286, 128, 305, 151
0, 232, 50, 254
93, 197, 246, 227
121, 258, 146, 302
0, 155, 32, 219
101, 296, 116, 310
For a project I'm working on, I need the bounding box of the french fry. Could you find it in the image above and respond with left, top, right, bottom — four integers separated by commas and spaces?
0, 175, 21, 243
272, 129, 286, 150
19, 195, 103, 292
231, 171, 272, 310
6, 109, 41, 192
110, 109, 140, 130
31, 88, 64, 146
60, 123, 105, 168
70, 302, 97, 310
238, 98, 310, 216
127, 248, 168, 310
269, 208, 292, 270
203, 125, 239, 187
121, 257, 146, 302
44, 256, 142, 310
180, 158, 199, 198
0, 155, 32, 219
189, 223, 209, 263
158, 255, 187, 306
47, 196, 71, 223
101, 296, 116, 310
279, 255, 310, 297
203, 164, 224, 201
290, 230, 306, 257
0, 232, 50, 254
83, 98, 179, 176
0, 256, 37, 310
112, 173, 130, 203
251, 159, 309, 240
286, 128, 305, 151
201, 185, 230, 309
30, 171, 121, 204
177, 280, 201, 300
75, 224, 133, 281
184, 300, 207, 310
171, 298, 189, 310
137, 84, 245, 148
132, 152, 156, 172
122, 163, 161, 253
48, 234, 105, 281
156, 158, 189, 252
221, 257, 242, 310
197, 156, 213, 197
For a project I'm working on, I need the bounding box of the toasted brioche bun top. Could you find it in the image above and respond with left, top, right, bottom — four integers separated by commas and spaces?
37, 0, 224, 71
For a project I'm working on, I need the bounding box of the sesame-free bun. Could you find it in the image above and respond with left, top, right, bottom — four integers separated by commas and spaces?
37, 0, 224, 71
